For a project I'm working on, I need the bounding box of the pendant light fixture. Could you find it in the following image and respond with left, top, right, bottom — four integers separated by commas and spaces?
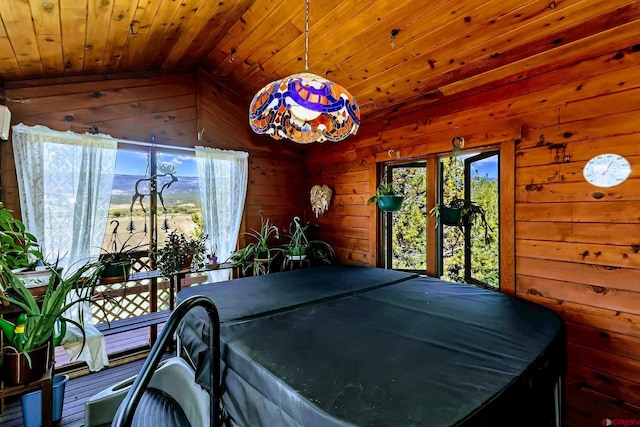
249, 0, 360, 144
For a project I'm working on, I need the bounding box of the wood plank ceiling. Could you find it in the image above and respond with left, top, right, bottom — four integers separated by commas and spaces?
0, 0, 638, 119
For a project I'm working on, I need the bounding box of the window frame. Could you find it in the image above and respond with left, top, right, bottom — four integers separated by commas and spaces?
370, 138, 516, 295
463, 149, 500, 289
382, 162, 428, 273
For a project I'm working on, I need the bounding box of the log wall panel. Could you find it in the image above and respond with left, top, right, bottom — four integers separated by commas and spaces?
306, 42, 640, 424
517, 239, 640, 269
515, 222, 640, 245
517, 275, 640, 317
512, 49, 640, 424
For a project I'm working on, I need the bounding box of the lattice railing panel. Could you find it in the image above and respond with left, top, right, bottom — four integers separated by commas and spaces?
92, 251, 173, 323
93, 278, 172, 323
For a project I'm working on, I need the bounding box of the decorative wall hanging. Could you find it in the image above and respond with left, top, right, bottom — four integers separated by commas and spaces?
249, 0, 360, 144
310, 184, 333, 217
129, 162, 179, 233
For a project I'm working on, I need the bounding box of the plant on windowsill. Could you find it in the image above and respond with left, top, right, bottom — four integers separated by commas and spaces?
155, 230, 208, 277
367, 176, 404, 212
206, 243, 218, 267
228, 211, 281, 276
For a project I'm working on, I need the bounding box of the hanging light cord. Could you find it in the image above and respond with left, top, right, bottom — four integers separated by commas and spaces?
304, 0, 309, 71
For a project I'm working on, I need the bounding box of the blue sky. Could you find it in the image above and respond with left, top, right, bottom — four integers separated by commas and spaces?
470, 157, 498, 179
115, 149, 498, 180
115, 150, 198, 177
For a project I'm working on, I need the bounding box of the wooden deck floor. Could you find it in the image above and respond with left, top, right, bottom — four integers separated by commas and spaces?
1, 326, 170, 427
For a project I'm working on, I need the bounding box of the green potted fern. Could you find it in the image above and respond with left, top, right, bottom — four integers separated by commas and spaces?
428, 136, 492, 244
429, 198, 492, 243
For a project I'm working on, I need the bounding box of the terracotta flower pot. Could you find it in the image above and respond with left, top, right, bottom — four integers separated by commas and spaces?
181, 252, 195, 270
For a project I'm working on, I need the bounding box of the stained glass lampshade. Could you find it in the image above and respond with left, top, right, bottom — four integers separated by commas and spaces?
249, 71, 360, 144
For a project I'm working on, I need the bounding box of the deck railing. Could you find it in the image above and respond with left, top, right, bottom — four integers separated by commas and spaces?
92, 250, 170, 323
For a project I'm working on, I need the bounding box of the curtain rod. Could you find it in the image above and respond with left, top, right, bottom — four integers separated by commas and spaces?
116, 135, 195, 153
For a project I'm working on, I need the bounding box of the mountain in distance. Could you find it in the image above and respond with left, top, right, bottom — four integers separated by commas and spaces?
111, 174, 200, 205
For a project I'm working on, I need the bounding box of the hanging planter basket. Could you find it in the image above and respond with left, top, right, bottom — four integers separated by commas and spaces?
377, 196, 404, 212
288, 246, 309, 261
100, 260, 133, 284
439, 207, 463, 226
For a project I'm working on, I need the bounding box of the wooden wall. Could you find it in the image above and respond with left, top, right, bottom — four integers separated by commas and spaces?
305, 44, 640, 425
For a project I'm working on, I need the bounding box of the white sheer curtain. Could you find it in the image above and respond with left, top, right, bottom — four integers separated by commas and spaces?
12, 123, 117, 371
12, 124, 117, 267
195, 146, 248, 282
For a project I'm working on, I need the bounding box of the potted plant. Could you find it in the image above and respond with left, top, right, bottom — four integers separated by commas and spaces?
228, 212, 281, 276
99, 222, 147, 283
428, 135, 492, 244
155, 230, 207, 277
429, 198, 492, 244
207, 243, 218, 266
0, 202, 42, 271
0, 202, 55, 291
281, 216, 336, 269
0, 255, 108, 384
367, 176, 404, 212
0, 203, 102, 427
285, 216, 310, 260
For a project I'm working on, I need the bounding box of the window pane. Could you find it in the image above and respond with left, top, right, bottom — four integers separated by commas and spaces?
468, 153, 499, 289
155, 150, 203, 247
440, 155, 465, 283
389, 164, 427, 271
439, 151, 499, 290
104, 148, 203, 252
104, 148, 150, 252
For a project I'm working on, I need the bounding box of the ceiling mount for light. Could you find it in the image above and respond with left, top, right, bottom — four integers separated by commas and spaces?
249, 0, 360, 144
